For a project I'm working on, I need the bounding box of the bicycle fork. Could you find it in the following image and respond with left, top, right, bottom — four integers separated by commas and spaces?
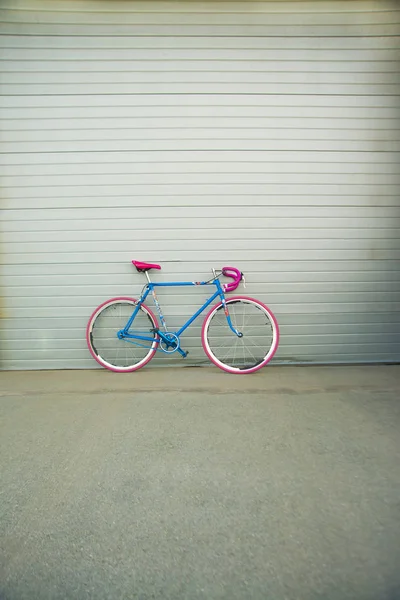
221, 298, 243, 338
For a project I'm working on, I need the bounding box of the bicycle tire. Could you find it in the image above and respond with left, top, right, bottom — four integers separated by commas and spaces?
86, 297, 159, 372
201, 296, 279, 374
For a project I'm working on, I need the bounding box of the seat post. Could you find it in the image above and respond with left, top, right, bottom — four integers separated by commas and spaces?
145, 271, 152, 284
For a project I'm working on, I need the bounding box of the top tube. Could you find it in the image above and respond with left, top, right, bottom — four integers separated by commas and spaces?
149, 280, 217, 288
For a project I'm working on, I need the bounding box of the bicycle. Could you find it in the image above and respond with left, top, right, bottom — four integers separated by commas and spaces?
86, 260, 279, 374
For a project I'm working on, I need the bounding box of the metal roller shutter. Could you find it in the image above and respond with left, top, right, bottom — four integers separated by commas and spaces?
1, 0, 399, 369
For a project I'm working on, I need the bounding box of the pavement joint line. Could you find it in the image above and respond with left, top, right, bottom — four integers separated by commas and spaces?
1, 385, 399, 398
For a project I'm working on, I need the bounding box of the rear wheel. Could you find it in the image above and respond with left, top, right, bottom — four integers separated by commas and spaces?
86, 297, 159, 372
201, 296, 279, 374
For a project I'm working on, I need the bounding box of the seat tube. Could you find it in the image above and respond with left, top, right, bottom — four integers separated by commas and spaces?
147, 274, 168, 332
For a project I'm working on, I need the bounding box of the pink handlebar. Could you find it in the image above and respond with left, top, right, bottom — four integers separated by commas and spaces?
222, 266, 243, 293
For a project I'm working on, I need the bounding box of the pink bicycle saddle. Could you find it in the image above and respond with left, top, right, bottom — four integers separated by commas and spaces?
132, 260, 161, 272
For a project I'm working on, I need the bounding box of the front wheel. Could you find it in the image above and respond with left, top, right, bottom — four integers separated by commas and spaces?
86, 297, 159, 372
201, 296, 279, 374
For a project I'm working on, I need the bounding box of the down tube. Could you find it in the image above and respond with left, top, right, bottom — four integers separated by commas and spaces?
176, 290, 221, 337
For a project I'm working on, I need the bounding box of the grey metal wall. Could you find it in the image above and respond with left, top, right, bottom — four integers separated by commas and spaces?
1, 0, 400, 369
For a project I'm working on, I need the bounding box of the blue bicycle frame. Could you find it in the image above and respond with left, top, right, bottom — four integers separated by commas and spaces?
118, 276, 242, 357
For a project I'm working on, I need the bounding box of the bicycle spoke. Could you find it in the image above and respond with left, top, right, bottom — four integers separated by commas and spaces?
219, 341, 238, 362
115, 345, 120, 366
241, 340, 258, 364
246, 334, 270, 351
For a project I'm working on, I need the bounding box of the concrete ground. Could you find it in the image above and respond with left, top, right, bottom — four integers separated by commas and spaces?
0, 366, 400, 600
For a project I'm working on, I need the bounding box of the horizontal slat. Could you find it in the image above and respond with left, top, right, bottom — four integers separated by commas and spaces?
2, 117, 400, 131
3, 71, 400, 86
1, 150, 398, 166
3, 106, 399, 120
2, 139, 399, 152
3, 128, 399, 142
2, 33, 400, 47
2, 174, 400, 189
3, 238, 400, 253
3, 197, 400, 211
1, 23, 400, 36
3, 334, 400, 354
1, 2, 397, 14
3, 261, 397, 276
2, 317, 399, 341
3, 132, 400, 150
3, 311, 399, 329
2, 217, 399, 232
2, 159, 399, 175
3, 250, 400, 265
1, 7, 399, 25
3, 228, 399, 244
1, 302, 399, 320
2, 35, 400, 50
1, 161, 400, 178
2, 48, 400, 62
3, 220, 399, 237
3, 280, 400, 298
4, 60, 400, 73
2, 94, 398, 108
4, 269, 400, 287
3, 322, 400, 339
3, 246, 400, 264
2, 205, 398, 219
2, 184, 400, 201
2, 297, 400, 316
2, 83, 400, 95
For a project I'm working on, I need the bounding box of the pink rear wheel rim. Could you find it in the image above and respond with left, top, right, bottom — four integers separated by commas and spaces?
86, 297, 159, 373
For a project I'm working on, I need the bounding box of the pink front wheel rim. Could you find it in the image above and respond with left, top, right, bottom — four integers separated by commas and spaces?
201, 295, 279, 374
86, 297, 160, 373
